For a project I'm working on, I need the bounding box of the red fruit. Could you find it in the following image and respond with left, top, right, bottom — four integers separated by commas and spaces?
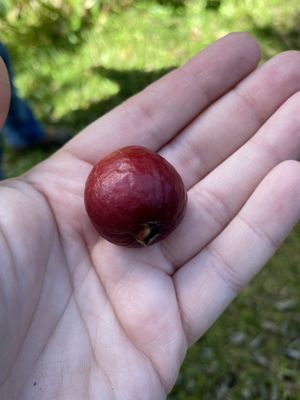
84, 145, 187, 247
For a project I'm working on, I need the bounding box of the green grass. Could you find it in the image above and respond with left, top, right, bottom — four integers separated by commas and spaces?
170, 226, 300, 399
1, 0, 300, 398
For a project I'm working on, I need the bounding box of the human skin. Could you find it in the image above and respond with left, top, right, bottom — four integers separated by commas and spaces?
0, 33, 300, 399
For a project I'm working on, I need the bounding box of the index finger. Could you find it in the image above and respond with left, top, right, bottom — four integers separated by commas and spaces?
65, 33, 260, 164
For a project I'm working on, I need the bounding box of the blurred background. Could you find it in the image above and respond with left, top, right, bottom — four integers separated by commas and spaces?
0, 0, 299, 398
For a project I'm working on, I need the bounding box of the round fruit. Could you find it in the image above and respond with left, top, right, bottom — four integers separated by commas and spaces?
84, 145, 187, 247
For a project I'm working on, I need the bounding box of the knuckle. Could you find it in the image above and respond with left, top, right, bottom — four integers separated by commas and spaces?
207, 246, 244, 294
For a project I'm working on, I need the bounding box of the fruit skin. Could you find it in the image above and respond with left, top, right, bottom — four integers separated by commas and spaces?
84, 145, 187, 247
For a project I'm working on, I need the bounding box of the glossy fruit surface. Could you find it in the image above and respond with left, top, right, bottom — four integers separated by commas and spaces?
84, 145, 187, 247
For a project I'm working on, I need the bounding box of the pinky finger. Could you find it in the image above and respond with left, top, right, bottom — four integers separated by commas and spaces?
174, 160, 300, 345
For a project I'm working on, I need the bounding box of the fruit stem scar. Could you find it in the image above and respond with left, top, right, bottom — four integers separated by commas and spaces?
135, 222, 161, 247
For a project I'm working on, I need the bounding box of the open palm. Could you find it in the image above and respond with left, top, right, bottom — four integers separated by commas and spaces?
0, 33, 300, 400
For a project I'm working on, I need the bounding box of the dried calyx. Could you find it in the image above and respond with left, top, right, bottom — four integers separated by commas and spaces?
135, 222, 161, 247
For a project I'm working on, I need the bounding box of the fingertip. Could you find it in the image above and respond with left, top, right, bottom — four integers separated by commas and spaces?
0, 57, 11, 128
197, 32, 261, 78
224, 31, 259, 45
248, 159, 300, 232
269, 160, 300, 197
221, 31, 261, 62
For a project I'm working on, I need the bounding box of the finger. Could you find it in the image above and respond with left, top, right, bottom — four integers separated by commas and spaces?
161, 92, 300, 267
64, 33, 260, 164
160, 50, 300, 188
0, 58, 10, 128
174, 160, 300, 344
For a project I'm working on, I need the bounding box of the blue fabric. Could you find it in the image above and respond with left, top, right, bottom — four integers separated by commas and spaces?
0, 43, 45, 151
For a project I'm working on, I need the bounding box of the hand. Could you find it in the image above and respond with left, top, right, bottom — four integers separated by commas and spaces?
0, 33, 299, 400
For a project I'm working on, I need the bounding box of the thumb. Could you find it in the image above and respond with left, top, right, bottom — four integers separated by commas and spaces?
0, 57, 10, 128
